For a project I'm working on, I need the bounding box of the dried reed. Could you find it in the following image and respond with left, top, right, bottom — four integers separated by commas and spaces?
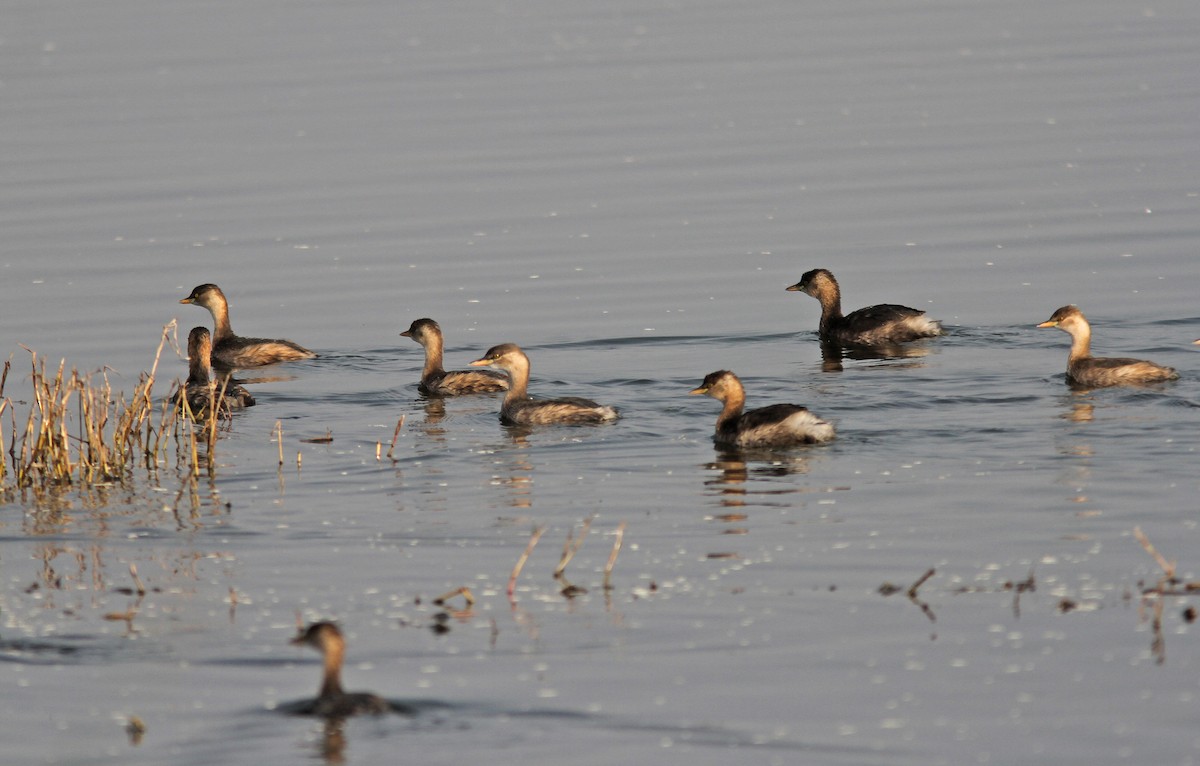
507, 526, 546, 599
0, 322, 221, 492
553, 516, 594, 579
603, 522, 626, 591
385, 415, 405, 461
1133, 526, 1200, 664
433, 586, 476, 608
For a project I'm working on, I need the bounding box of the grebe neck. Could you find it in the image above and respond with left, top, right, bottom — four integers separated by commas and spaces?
501, 356, 531, 407
714, 389, 746, 431
421, 333, 446, 380
816, 284, 844, 333
1066, 322, 1092, 363
209, 300, 234, 344
320, 639, 346, 699
187, 356, 211, 387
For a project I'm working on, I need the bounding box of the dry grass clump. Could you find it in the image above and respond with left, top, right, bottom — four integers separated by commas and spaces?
0, 322, 222, 493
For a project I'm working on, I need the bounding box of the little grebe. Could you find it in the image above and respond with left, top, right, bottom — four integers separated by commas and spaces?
400, 318, 509, 396
180, 283, 315, 368
786, 268, 942, 346
470, 343, 619, 425
177, 326, 255, 415
1037, 305, 1178, 387
290, 621, 392, 718
690, 370, 834, 448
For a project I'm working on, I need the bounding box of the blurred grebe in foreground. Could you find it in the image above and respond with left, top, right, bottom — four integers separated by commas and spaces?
289, 621, 394, 718
690, 370, 834, 448
786, 268, 942, 346
177, 326, 254, 415
470, 343, 619, 425
1038, 305, 1178, 387
400, 318, 509, 396
180, 283, 315, 368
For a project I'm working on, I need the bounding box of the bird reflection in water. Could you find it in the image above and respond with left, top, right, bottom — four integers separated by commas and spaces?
702, 450, 814, 512
317, 718, 348, 765
1062, 400, 1095, 424
818, 339, 932, 373
487, 442, 534, 508
420, 396, 448, 426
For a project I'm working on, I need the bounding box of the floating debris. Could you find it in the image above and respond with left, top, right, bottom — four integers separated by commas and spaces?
300, 430, 334, 444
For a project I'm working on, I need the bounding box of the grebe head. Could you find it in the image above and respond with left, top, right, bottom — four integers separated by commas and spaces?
689, 370, 743, 401
785, 268, 836, 298
470, 343, 526, 371
291, 621, 345, 652
1037, 305, 1088, 332
400, 318, 441, 344
186, 326, 212, 362
180, 283, 226, 309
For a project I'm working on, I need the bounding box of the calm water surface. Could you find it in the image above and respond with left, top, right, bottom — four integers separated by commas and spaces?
3, 1, 1200, 764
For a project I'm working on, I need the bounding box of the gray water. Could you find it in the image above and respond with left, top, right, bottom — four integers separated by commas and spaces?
4, 0, 1200, 763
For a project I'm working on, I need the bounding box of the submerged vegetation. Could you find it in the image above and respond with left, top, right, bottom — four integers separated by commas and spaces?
0, 322, 226, 499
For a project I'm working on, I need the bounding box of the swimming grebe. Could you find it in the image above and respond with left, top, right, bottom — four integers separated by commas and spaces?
690, 370, 834, 448
289, 621, 392, 718
177, 326, 255, 416
786, 268, 942, 346
1037, 305, 1179, 387
400, 318, 510, 396
180, 283, 315, 368
469, 343, 619, 425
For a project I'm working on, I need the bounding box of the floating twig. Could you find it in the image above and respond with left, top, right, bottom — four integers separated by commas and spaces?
906, 568, 935, 599
300, 430, 333, 444
433, 586, 476, 608
129, 563, 146, 596
1132, 526, 1200, 665
385, 416, 405, 461
603, 522, 626, 591
430, 586, 477, 631
508, 526, 546, 599
881, 568, 937, 625
554, 516, 594, 579
1134, 526, 1176, 579
104, 609, 138, 631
